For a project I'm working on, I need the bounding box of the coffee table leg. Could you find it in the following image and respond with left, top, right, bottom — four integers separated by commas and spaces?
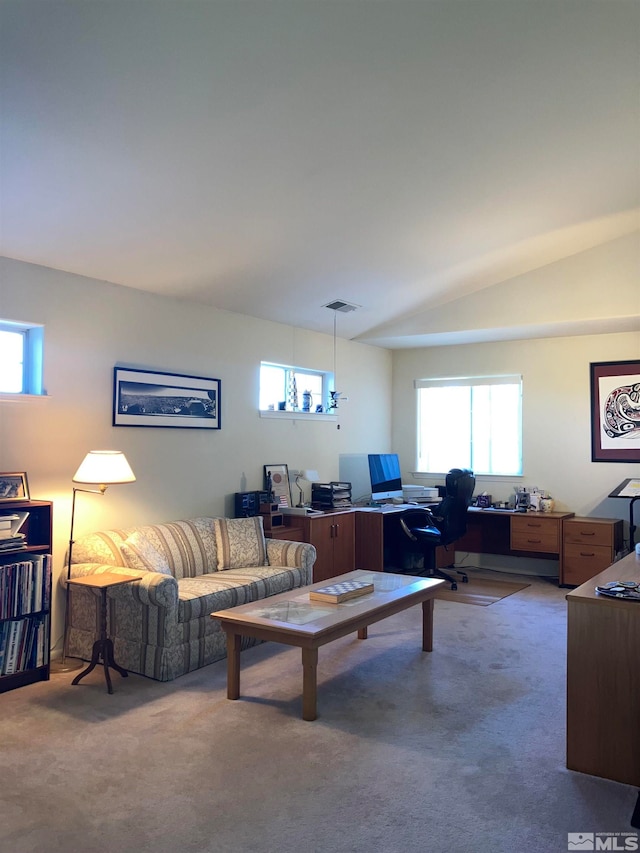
226, 630, 241, 700
357, 627, 368, 639
301, 647, 318, 721
422, 598, 434, 651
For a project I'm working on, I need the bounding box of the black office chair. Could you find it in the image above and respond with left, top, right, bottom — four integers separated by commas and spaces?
398, 468, 476, 590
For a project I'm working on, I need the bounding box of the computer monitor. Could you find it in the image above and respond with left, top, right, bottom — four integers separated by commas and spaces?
339, 454, 371, 505
368, 453, 403, 502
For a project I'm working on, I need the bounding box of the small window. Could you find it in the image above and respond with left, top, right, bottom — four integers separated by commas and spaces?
0, 320, 45, 396
260, 362, 333, 415
416, 375, 522, 476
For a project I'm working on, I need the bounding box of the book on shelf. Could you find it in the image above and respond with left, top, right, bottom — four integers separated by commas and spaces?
3, 620, 23, 675
0, 512, 28, 538
0, 537, 27, 551
0, 530, 25, 541
309, 580, 374, 603
0, 555, 50, 620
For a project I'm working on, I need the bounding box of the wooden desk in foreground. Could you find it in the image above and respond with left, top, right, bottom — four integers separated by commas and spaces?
566, 549, 640, 785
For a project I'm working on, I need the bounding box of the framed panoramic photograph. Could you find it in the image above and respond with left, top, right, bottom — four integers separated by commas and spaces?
590, 360, 640, 463
0, 472, 30, 502
113, 367, 221, 429
263, 464, 291, 507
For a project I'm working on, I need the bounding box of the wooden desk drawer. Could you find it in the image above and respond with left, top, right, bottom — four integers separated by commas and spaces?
564, 520, 614, 547
267, 525, 304, 542
511, 516, 560, 553
563, 543, 613, 586
561, 518, 623, 586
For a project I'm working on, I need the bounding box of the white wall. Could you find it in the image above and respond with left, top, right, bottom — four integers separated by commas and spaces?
0, 258, 392, 648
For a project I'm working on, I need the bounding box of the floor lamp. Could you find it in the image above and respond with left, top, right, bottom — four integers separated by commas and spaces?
53, 450, 136, 672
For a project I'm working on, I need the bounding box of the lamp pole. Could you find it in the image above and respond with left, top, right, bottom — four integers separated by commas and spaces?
60, 485, 107, 665
52, 450, 136, 673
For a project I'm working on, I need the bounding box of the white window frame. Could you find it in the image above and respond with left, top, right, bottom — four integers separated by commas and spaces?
0, 320, 46, 397
259, 361, 337, 421
415, 374, 523, 476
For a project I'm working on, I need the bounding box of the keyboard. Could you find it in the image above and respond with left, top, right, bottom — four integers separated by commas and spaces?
470, 506, 514, 512
378, 503, 423, 512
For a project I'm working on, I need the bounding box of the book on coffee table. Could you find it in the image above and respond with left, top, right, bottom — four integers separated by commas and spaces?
309, 580, 374, 603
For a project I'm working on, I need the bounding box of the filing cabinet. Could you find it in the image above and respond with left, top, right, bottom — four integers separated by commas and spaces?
300, 511, 355, 582
561, 517, 623, 587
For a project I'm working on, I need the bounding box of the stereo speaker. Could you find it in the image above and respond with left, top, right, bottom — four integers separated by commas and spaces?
234, 491, 261, 518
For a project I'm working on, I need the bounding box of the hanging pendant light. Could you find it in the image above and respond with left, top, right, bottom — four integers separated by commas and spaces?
323, 300, 359, 410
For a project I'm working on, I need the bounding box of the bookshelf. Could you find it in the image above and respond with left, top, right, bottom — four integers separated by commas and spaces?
0, 500, 53, 693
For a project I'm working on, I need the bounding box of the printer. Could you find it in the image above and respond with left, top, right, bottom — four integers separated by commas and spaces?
402, 484, 440, 503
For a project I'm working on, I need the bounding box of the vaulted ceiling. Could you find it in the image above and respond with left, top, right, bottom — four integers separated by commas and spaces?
1, 1, 638, 346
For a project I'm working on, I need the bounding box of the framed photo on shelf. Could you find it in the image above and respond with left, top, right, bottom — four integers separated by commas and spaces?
0, 472, 30, 502
113, 367, 221, 429
263, 464, 292, 507
590, 359, 640, 463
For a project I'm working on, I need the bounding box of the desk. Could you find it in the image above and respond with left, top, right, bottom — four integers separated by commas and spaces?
281, 507, 612, 584
354, 507, 573, 575
460, 507, 573, 558
566, 549, 640, 785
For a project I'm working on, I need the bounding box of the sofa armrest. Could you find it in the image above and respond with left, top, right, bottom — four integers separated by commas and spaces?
265, 539, 316, 578
67, 563, 178, 608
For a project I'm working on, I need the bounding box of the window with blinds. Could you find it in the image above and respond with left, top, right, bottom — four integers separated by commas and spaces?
415, 375, 522, 475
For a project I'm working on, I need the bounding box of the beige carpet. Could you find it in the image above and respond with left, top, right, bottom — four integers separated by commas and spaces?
435, 576, 530, 605
1, 572, 636, 853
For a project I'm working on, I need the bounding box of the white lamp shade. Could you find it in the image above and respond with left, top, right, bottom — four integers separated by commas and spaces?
302, 469, 320, 482
73, 450, 136, 485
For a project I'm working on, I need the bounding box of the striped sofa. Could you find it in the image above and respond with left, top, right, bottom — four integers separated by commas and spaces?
66, 516, 316, 681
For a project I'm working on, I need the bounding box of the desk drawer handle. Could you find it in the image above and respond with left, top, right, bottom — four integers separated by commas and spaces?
578, 531, 595, 536
579, 551, 595, 557
526, 523, 542, 528
527, 538, 542, 544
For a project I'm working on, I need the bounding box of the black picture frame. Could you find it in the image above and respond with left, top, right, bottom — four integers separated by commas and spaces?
113, 367, 221, 429
590, 360, 640, 462
0, 472, 30, 501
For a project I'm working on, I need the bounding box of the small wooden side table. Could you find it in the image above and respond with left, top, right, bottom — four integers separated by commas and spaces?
67, 573, 140, 694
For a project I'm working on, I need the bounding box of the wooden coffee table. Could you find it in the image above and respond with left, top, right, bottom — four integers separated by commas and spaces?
211, 569, 445, 720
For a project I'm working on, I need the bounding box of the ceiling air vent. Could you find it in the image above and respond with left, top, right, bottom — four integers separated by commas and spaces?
324, 300, 359, 313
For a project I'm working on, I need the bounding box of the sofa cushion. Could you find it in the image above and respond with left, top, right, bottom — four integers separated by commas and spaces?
73, 519, 218, 579
178, 565, 308, 622
213, 517, 267, 570
120, 532, 173, 575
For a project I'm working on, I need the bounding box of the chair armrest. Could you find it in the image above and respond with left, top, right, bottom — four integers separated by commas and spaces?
67, 563, 178, 608
266, 539, 316, 574
399, 517, 417, 541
